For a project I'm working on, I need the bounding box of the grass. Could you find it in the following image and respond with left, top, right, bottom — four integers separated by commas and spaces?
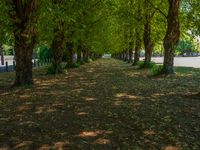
0, 58, 200, 149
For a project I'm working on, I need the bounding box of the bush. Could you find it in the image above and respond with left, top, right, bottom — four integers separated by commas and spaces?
65, 62, 80, 69
47, 64, 64, 74
77, 60, 85, 65
144, 61, 155, 69
47, 65, 56, 74
91, 57, 96, 61
151, 65, 163, 76
137, 61, 155, 69
136, 61, 145, 68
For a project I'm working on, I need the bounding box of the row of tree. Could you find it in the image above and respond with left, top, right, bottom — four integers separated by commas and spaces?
0, 0, 199, 86
0, 0, 110, 86
112, 0, 199, 74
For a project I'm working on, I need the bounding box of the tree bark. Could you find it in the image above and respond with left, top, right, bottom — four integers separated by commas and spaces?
9, 0, 38, 86
162, 0, 180, 74
133, 34, 142, 65
82, 48, 88, 62
51, 25, 65, 74
14, 31, 36, 85
0, 44, 4, 65
128, 42, 133, 63
144, 16, 154, 66
133, 2, 142, 65
77, 44, 82, 63
124, 51, 129, 62
66, 42, 74, 66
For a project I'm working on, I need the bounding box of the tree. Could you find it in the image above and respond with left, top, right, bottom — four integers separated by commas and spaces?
6, 0, 38, 86
0, 45, 4, 65
133, 1, 143, 65
143, 0, 155, 66
51, 22, 65, 74
162, 0, 180, 74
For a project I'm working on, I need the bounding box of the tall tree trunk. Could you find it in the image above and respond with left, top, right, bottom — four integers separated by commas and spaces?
9, 0, 38, 86
125, 51, 129, 62
14, 31, 36, 85
128, 42, 133, 63
162, 0, 180, 74
144, 16, 154, 66
128, 49, 133, 63
133, 34, 142, 65
66, 42, 74, 66
0, 44, 4, 65
133, 2, 142, 65
77, 44, 82, 63
82, 49, 88, 62
51, 25, 65, 74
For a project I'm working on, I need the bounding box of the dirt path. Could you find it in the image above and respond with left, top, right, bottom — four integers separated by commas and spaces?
0, 59, 200, 149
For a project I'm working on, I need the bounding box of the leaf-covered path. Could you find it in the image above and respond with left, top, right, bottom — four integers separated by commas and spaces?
0, 59, 200, 149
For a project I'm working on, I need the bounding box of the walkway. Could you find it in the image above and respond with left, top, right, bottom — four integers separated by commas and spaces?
0, 59, 200, 149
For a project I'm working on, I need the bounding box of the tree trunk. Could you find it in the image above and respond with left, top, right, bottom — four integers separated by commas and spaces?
133, 2, 142, 65
133, 34, 141, 65
144, 16, 154, 66
51, 25, 65, 74
162, 0, 180, 74
124, 51, 129, 62
128, 42, 133, 63
77, 44, 82, 63
85, 50, 89, 61
9, 0, 38, 86
66, 42, 74, 66
14, 32, 36, 86
0, 44, 4, 65
128, 49, 133, 63
82, 49, 88, 62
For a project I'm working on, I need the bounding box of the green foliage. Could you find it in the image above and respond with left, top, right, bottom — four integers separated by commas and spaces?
176, 40, 198, 55
47, 65, 56, 74
37, 46, 53, 60
136, 61, 145, 68
151, 65, 163, 76
47, 64, 64, 74
65, 62, 80, 69
137, 61, 155, 69
77, 60, 85, 65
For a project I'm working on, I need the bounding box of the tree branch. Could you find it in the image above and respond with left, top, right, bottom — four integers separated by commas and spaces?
147, 0, 167, 18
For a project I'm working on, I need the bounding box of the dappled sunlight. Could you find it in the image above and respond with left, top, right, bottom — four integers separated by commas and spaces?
38, 141, 70, 150
153, 93, 165, 97
35, 106, 46, 114
124, 70, 147, 78
143, 130, 156, 136
71, 88, 83, 93
164, 145, 180, 150
87, 68, 95, 73
76, 112, 89, 116
19, 94, 31, 99
14, 141, 33, 149
114, 100, 123, 106
35, 106, 58, 114
92, 138, 110, 145
115, 93, 140, 100
0, 92, 10, 96
78, 130, 113, 138
0, 117, 10, 121
84, 97, 96, 102
17, 104, 31, 112
0, 59, 200, 149
19, 121, 39, 126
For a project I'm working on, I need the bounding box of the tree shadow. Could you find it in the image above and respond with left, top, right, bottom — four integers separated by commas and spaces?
0, 59, 200, 149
